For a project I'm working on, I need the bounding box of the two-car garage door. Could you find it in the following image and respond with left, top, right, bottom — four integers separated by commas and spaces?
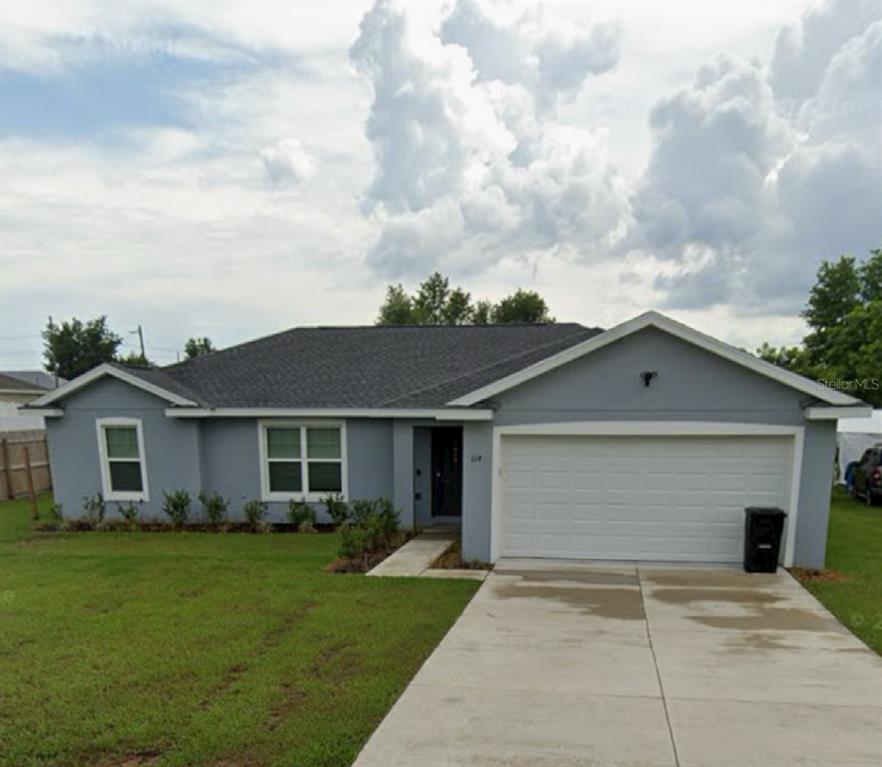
500, 434, 794, 563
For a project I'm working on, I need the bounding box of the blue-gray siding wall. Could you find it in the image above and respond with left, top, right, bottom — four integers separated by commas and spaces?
459, 328, 838, 568
462, 421, 493, 563
46, 378, 201, 520
46, 378, 395, 523
796, 420, 837, 568
492, 328, 807, 427
200, 418, 394, 522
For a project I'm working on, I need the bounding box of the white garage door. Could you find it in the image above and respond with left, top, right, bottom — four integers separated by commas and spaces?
500, 435, 793, 562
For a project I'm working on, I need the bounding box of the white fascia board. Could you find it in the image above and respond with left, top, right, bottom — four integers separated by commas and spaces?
164, 407, 495, 421
447, 310, 860, 407
17, 407, 64, 417
29, 363, 197, 408
805, 406, 874, 420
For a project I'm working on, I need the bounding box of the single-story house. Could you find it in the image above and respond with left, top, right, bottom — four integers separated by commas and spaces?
26, 311, 870, 569
0, 371, 58, 431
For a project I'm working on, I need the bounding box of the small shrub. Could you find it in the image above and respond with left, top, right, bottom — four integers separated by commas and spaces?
82, 493, 105, 526
375, 497, 399, 538
243, 499, 268, 532
198, 491, 229, 525
48, 502, 64, 522
116, 501, 141, 528
339, 524, 369, 560
162, 490, 191, 528
349, 498, 377, 525
336, 496, 403, 564
287, 500, 316, 532
323, 493, 349, 526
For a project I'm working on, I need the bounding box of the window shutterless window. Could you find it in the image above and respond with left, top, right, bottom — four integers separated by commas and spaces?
96, 418, 149, 501
259, 422, 346, 501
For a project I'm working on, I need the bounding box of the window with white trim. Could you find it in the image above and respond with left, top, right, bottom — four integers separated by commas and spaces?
260, 422, 345, 500
96, 418, 149, 501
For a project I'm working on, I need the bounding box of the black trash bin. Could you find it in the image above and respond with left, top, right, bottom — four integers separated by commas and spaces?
743, 507, 787, 573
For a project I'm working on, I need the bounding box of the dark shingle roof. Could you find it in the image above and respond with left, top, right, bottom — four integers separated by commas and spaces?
106, 363, 208, 406
148, 323, 602, 409
0, 372, 49, 391
1, 371, 63, 390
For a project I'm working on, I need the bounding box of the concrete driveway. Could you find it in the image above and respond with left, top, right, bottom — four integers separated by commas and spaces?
354, 560, 882, 767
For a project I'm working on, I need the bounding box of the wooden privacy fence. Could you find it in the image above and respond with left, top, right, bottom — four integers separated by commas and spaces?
0, 430, 52, 502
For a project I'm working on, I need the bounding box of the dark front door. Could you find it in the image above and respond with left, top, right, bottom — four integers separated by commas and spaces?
431, 427, 463, 517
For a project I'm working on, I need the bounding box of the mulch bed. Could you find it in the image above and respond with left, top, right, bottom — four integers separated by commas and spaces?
34, 520, 337, 534
790, 567, 850, 583
324, 551, 392, 574
429, 540, 492, 571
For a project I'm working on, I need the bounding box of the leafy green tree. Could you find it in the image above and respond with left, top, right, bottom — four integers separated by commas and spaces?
375, 274, 555, 326
413, 272, 451, 324
755, 343, 808, 371
117, 350, 153, 367
802, 256, 861, 366
492, 289, 553, 324
860, 248, 881, 302
442, 287, 473, 325
184, 336, 215, 359
42, 316, 122, 380
472, 299, 493, 325
758, 248, 882, 407
377, 284, 417, 325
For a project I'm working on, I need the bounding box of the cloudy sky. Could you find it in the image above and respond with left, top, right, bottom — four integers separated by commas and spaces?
1, 0, 880, 368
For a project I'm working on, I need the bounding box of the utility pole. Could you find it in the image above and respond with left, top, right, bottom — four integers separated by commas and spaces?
136, 325, 145, 361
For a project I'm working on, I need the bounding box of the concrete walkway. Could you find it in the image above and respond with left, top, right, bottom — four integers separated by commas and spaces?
353, 559, 882, 767
367, 528, 480, 578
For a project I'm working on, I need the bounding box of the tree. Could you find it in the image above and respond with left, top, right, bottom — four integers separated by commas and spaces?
43, 316, 122, 380
802, 256, 861, 366
377, 284, 417, 325
492, 289, 553, 324
755, 343, 808, 371
184, 336, 216, 360
472, 300, 493, 325
860, 248, 882, 302
413, 272, 451, 324
117, 350, 153, 367
375, 274, 555, 326
758, 248, 882, 407
442, 287, 473, 325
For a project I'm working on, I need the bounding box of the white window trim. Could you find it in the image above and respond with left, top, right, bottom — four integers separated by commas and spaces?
96, 417, 150, 502
489, 421, 804, 568
258, 420, 348, 502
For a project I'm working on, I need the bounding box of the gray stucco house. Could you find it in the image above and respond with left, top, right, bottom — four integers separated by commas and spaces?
27, 311, 869, 569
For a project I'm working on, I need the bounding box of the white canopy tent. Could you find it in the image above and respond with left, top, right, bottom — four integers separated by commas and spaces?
837, 410, 882, 483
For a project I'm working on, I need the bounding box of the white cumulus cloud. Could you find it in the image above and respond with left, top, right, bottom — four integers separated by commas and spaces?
624, 0, 882, 313
350, 0, 627, 278
260, 137, 317, 186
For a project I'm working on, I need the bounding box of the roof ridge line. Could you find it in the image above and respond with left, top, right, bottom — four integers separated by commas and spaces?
377, 326, 602, 408
160, 322, 587, 374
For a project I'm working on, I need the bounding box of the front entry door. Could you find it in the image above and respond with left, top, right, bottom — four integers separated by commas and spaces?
431, 428, 463, 517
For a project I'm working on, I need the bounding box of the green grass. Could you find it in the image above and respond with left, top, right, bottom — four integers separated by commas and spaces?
796, 487, 882, 655
0, 496, 480, 767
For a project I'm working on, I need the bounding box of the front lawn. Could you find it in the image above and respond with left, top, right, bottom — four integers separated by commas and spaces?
795, 487, 882, 655
0, 496, 479, 767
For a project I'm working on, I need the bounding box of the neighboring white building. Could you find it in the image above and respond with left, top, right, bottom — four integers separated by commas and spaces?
837, 409, 882, 482
0, 371, 64, 431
